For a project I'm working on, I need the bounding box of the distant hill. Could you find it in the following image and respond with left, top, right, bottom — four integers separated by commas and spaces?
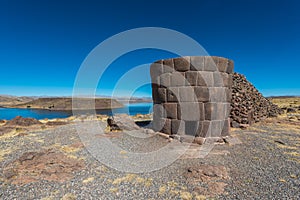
4, 97, 124, 110
0, 95, 34, 106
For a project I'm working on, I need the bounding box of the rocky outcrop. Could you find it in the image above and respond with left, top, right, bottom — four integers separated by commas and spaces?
5, 116, 42, 126
230, 73, 283, 127
3, 149, 85, 185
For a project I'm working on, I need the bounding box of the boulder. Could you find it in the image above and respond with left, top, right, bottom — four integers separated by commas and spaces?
110, 114, 140, 131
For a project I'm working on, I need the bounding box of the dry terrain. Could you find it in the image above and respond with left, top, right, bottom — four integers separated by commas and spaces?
3, 97, 124, 111
0, 109, 299, 199
0, 96, 34, 107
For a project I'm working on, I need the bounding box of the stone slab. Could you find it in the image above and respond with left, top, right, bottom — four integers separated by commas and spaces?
173, 56, 190, 72
190, 56, 204, 71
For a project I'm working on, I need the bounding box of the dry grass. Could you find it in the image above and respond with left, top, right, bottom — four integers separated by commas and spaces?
0, 148, 14, 162
270, 97, 300, 108
82, 177, 94, 184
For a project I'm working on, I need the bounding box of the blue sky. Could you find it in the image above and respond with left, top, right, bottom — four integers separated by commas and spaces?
0, 0, 299, 97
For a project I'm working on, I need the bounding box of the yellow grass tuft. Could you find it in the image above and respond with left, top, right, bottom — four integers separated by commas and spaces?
109, 187, 119, 194
194, 195, 207, 200
61, 193, 76, 200
279, 178, 286, 183
284, 151, 300, 157
158, 185, 167, 195
112, 174, 137, 185
82, 177, 94, 184
180, 191, 193, 200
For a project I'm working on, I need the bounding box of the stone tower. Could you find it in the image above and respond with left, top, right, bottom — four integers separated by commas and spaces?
150, 56, 234, 138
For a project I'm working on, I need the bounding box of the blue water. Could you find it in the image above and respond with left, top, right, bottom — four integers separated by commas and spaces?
0, 103, 153, 120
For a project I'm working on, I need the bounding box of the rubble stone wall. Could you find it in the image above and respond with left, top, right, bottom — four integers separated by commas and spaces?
150, 56, 234, 137
230, 73, 283, 127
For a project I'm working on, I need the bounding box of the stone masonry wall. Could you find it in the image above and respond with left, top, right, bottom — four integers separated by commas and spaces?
230, 72, 283, 128
150, 56, 234, 137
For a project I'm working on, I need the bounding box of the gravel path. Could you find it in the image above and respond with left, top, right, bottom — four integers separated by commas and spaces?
0, 119, 299, 199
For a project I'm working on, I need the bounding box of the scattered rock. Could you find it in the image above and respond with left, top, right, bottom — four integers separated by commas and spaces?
3, 149, 85, 185
106, 117, 121, 131
204, 137, 224, 144
143, 128, 155, 135
186, 165, 229, 180
180, 135, 195, 143
0, 119, 5, 123
46, 121, 68, 126
274, 140, 285, 145
5, 116, 42, 127
223, 136, 242, 145
231, 121, 240, 128
185, 164, 229, 196
110, 114, 140, 131
231, 73, 283, 126
193, 137, 206, 145
287, 107, 296, 113
239, 124, 249, 129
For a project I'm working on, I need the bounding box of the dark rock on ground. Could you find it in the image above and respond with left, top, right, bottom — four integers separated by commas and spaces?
287, 107, 297, 113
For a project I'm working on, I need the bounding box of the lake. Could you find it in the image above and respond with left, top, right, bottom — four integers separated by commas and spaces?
0, 103, 153, 120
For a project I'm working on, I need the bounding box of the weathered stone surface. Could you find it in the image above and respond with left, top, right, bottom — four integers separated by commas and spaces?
210, 120, 223, 137
178, 102, 203, 121
213, 72, 223, 87
190, 56, 204, 71
160, 73, 171, 88
152, 84, 159, 103
173, 56, 190, 72
163, 59, 174, 73
185, 71, 198, 86
221, 73, 230, 87
194, 86, 209, 102
227, 60, 234, 74
221, 118, 230, 136
157, 88, 167, 102
162, 118, 171, 134
216, 57, 228, 72
185, 121, 199, 136
171, 119, 185, 135
151, 56, 234, 136
204, 56, 218, 71
205, 103, 229, 120
113, 114, 140, 131
198, 72, 214, 86
171, 72, 187, 87
225, 88, 232, 102
167, 87, 179, 102
178, 87, 196, 102
200, 121, 212, 137
150, 61, 163, 83
164, 103, 177, 119
152, 117, 166, 132
209, 87, 226, 102
153, 104, 166, 118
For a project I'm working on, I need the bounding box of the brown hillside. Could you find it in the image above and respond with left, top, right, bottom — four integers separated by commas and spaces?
6, 98, 124, 110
